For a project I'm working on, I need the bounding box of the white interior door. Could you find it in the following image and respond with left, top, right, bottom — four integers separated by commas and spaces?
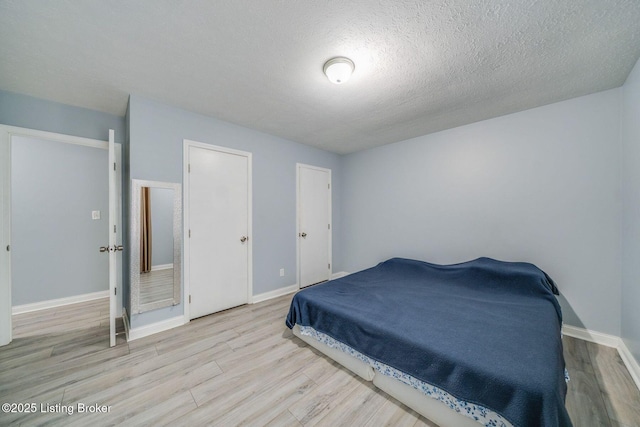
107, 129, 119, 347
186, 142, 251, 319
298, 164, 331, 288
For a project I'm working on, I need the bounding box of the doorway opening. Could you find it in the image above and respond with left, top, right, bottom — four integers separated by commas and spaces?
0, 125, 121, 346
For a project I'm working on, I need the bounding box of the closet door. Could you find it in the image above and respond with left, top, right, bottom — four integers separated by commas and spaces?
186, 142, 251, 319
297, 164, 331, 288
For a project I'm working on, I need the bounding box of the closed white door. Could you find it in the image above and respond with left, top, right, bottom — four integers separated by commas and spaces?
187, 143, 251, 319
298, 164, 331, 288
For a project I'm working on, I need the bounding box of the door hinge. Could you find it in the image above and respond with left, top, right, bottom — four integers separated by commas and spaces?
188, 164, 191, 173
328, 263, 331, 269
189, 295, 191, 303
328, 183, 330, 189
113, 162, 116, 171
114, 225, 117, 233
189, 229, 191, 238
114, 287, 117, 296
328, 224, 330, 230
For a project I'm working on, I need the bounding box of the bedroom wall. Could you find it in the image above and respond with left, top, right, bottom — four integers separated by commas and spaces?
621, 57, 640, 361
0, 89, 125, 143
11, 136, 108, 305
128, 95, 342, 328
341, 88, 622, 336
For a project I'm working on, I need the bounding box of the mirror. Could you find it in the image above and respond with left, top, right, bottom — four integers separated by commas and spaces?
131, 179, 181, 313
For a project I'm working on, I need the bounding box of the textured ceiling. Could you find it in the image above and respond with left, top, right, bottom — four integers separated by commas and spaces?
1, 1, 639, 154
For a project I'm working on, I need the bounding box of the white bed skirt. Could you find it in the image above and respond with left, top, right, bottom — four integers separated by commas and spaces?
291, 324, 512, 427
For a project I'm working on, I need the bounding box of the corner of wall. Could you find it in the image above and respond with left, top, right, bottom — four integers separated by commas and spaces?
122, 98, 131, 315
620, 56, 640, 363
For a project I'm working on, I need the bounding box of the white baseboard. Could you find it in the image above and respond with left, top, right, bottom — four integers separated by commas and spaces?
561, 324, 621, 348
618, 339, 640, 392
252, 284, 298, 304
127, 315, 185, 342
331, 271, 349, 280
250, 272, 350, 305
562, 324, 640, 392
12, 290, 109, 315
151, 263, 173, 271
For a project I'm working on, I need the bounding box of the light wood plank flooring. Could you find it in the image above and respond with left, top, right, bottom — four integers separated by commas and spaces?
1, 296, 639, 426
139, 268, 174, 305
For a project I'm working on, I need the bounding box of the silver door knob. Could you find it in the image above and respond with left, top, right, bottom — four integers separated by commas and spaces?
100, 245, 123, 252
240, 236, 248, 243
300, 232, 307, 238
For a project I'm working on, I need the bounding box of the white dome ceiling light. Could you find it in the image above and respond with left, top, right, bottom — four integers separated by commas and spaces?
323, 57, 355, 84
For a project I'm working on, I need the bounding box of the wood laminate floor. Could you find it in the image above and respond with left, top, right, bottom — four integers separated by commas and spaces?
139, 268, 174, 305
1, 295, 639, 426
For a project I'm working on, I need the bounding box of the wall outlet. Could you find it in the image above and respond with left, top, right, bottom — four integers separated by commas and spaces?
92, 210, 101, 220
280, 268, 285, 277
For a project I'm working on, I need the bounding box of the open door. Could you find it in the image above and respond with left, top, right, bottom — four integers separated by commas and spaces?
107, 129, 122, 347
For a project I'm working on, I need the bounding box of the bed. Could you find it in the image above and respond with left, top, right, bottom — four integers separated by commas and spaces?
286, 257, 572, 427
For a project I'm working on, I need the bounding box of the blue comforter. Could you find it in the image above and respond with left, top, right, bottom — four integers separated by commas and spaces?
286, 257, 571, 427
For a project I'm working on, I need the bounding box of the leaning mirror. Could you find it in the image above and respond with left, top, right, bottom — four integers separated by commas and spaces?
131, 179, 181, 313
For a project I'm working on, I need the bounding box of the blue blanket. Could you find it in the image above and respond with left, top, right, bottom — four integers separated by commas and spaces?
286, 257, 571, 427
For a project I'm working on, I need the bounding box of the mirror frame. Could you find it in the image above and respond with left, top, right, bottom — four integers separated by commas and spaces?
130, 179, 182, 314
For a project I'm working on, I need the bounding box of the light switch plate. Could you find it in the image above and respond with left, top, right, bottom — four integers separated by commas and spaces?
92, 210, 101, 220
280, 268, 285, 277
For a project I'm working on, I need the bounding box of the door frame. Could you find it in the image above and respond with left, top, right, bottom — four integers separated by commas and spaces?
296, 163, 332, 290
182, 139, 253, 323
0, 124, 122, 346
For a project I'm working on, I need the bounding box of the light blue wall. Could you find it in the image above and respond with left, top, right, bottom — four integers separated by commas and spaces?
128, 95, 342, 328
621, 57, 640, 361
11, 136, 108, 304
342, 89, 623, 336
0, 90, 125, 143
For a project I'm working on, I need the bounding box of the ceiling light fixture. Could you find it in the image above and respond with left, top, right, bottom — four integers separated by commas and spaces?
323, 57, 355, 84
